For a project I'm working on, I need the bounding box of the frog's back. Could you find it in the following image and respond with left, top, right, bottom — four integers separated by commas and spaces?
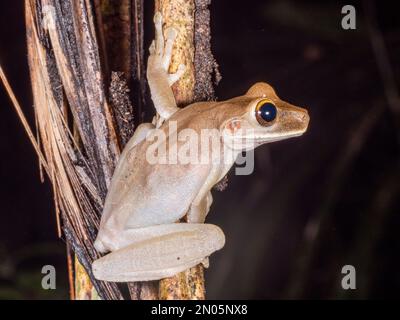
96, 129, 211, 250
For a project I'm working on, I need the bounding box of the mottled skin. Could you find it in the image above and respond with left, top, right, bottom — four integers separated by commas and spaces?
92, 13, 310, 282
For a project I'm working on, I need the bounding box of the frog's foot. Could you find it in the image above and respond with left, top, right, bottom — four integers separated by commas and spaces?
92, 223, 225, 282
147, 12, 185, 121
149, 12, 186, 85
161, 27, 186, 86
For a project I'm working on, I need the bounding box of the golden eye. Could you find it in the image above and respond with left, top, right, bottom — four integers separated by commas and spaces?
255, 100, 277, 126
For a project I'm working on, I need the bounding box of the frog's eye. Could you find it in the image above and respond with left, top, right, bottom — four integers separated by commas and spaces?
255, 100, 277, 126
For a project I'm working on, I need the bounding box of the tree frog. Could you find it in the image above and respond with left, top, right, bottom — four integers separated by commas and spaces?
92, 12, 309, 282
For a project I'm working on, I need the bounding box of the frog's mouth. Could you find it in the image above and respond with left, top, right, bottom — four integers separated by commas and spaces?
233, 129, 307, 143
251, 130, 307, 145
221, 130, 307, 152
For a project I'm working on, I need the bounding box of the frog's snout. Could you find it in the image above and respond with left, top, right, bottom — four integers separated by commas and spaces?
301, 109, 310, 129
289, 104, 309, 123
290, 107, 310, 135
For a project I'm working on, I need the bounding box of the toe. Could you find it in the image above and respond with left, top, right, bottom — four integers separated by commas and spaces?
165, 27, 178, 41
154, 11, 162, 25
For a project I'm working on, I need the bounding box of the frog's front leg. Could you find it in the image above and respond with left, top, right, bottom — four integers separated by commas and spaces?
187, 191, 213, 223
92, 223, 225, 282
147, 12, 186, 123
187, 164, 224, 223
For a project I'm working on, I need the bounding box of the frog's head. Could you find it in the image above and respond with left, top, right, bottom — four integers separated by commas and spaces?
221, 82, 310, 150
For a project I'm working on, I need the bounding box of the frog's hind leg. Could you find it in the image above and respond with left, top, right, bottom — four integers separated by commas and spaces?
92, 223, 225, 282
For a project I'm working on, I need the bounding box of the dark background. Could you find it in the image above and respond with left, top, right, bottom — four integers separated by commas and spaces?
1, 0, 399, 299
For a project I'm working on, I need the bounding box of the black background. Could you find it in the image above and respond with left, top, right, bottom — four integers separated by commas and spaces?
0, 0, 399, 299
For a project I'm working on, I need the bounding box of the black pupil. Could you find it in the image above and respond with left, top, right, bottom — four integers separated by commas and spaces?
258, 102, 277, 122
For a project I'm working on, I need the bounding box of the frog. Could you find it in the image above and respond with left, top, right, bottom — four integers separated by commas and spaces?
92, 12, 309, 282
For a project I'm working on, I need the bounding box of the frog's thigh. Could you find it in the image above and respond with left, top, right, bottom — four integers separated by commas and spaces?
92, 223, 225, 282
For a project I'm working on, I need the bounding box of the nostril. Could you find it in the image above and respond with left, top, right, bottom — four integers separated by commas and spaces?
302, 112, 310, 122
295, 112, 309, 122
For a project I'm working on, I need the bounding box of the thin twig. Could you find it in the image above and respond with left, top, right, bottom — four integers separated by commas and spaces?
0, 64, 50, 175
66, 243, 76, 300
364, 0, 400, 142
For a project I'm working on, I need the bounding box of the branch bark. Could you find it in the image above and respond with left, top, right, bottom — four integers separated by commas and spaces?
23, 0, 217, 300
25, 0, 123, 299
155, 0, 218, 300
